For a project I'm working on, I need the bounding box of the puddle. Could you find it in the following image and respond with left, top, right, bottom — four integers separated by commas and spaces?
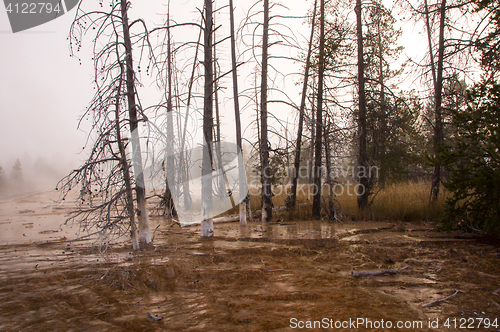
340, 231, 473, 244
212, 220, 395, 241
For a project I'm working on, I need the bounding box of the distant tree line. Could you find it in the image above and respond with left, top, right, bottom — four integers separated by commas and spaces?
0, 159, 23, 193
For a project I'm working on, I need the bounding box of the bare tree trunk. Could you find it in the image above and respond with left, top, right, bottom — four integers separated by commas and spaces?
202, 0, 214, 237
430, 0, 446, 203
261, 0, 272, 222
213, 32, 235, 209
179, 30, 202, 212
213, 28, 225, 200
163, 0, 177, 218
115, 65, 139, 250
288, 0, 318, 211
312, 0, 325, 218
377, 16, 387, 188
309, 96, 315, 186
424, 0, 438, 88
120, 0, 151, 243
355, 0, 369, 211
324, 123, 335, 219
229, 0, 247, 226
255, 73, 262, 211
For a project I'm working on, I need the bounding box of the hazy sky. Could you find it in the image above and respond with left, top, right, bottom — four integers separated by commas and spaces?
0, 0, 426, 186
0, 1, 312, 180
0, 6, 92, 178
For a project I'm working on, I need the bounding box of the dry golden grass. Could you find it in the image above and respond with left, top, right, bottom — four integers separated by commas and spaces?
339, 181, 447, 221
216, 181, 447, 222
244, 181, 447, 222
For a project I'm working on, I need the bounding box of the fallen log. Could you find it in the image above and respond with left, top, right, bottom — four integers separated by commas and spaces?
177, 215, 240, 227
422, 290, 461, 308
175, 204, 296, 227
350, 266, 409, 278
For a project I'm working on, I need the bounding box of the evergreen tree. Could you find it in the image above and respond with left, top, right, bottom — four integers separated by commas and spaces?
11, 159, 23, 183
474, 0, 500, 73
439, 79, 500, 234
0, 166, 6, 191
363, 1, 414, 187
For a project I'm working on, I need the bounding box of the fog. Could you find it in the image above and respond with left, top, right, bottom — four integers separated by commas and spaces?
0, 8, 92, 192
0, 1, 310, 193
1, 0, 413, 194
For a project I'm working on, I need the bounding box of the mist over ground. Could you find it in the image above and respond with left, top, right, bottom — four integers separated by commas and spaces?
0, 155, 78, 196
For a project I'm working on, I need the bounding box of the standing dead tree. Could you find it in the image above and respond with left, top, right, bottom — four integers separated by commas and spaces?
355, 0, 369, 210
202, 0, 215, 236
152, 0, 179, 219
229, 0, 248, 226
426, 0, 446, 203
238, 1, 308, 220
405, 0, 486, 202
288, 0, 318, 211
57, 0, 154, 250
149, 2, 245, 232
260, 0, 272, 222
312, 0, 326, 218
151, 15, 204, 218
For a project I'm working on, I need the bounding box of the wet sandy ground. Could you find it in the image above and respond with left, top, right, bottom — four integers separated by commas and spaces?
1, 191, 500, 331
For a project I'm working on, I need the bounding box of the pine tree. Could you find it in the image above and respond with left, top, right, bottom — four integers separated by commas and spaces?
11, 159, 23, 183
0, 166, 6, 191
439, 79, 500, 234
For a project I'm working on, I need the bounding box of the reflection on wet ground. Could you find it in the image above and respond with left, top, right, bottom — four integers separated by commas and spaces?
1, 191, 500, 331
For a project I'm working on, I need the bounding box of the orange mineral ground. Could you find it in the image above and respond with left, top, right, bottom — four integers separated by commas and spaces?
1, 191, 499, 331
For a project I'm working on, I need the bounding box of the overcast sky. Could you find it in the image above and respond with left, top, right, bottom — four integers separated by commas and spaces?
0, 1, 313, 181
0, 0, 428, 188
0, 5, 92, 178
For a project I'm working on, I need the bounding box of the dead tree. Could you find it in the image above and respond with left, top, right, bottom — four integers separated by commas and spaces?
428, 0, 446, 203
312, 0, 326, 218
177, 28, 202, 213
260, 0, 272, 222
288, 0, 318, 211
161, 0, 178, 218
58, 0, 154, 249
212, 18, 231, 211
406, 0, 484, 201
324, 123, 336, 220
202, 0, 214, 237
355, 0, 370, 210
229, 0, 248, 226
120, 0, 151, 243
